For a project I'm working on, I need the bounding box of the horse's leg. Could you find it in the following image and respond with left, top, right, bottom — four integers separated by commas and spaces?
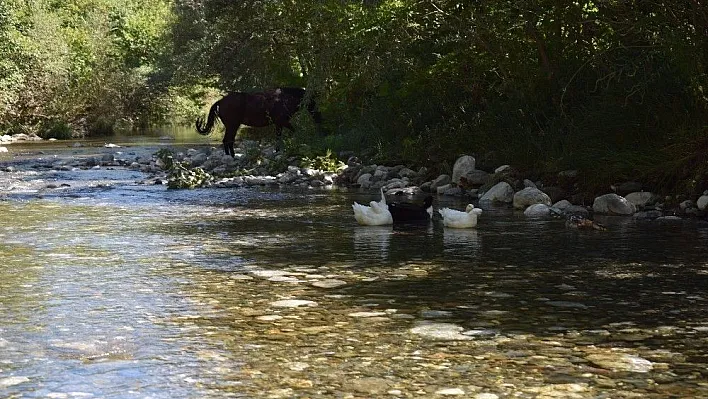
223, 125, 238, 156
275, 125, 283, 152
275, 122, 295, 152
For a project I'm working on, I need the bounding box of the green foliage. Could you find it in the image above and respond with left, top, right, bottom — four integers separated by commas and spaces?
39, 119, 73, 139
300, 149, 345, 172
155, 148, 213, 189
0, 0, 175, 136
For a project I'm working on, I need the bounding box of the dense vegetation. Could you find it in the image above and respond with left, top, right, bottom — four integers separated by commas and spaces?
2, 1, 707, 195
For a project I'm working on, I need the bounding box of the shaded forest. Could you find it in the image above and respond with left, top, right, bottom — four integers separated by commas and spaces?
1, 0, 706, 194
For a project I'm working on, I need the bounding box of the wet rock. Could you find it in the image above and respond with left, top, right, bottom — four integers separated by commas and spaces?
256, 315, 283, 321
436, 387, 465, 395
420, 309, 453, 318
593, 193, 636, 215
311, 279, 347, 288
270, 299, 318, 308
479, 181, 514, 203
586, 353, 653, 372
430, 174, 451, 191
513, 187, 552, 209
267, 276, 300, 283
410, 322, 472, 340
346, 377, 392, 395
679, 199, 694, 210
526, 383, 589, 397
524, 203, 552, 218
625, 191, 659, 209
348, 311, 387, 318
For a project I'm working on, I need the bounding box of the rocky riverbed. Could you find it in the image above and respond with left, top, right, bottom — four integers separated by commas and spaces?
1, 136, 708, 398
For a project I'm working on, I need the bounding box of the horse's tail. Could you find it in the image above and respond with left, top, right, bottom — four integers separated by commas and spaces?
195, 100, 220, 135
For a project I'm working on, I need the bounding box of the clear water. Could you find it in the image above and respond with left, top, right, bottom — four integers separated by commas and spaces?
1, 140, 707, 398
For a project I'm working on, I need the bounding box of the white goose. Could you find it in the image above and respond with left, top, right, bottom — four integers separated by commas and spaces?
438, 204, 483, 228
352, 188, 393, 226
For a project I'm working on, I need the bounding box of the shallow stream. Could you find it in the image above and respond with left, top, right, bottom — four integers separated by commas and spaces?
1, 139, 707, 398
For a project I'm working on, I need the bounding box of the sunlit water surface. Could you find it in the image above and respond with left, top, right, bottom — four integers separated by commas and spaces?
1, 140, 707, 398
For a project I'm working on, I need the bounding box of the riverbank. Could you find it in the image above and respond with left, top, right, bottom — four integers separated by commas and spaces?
2, 137, 707, 225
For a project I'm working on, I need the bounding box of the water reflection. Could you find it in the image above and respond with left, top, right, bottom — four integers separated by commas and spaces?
353, 225, 392, 260
442, 228, 481, 255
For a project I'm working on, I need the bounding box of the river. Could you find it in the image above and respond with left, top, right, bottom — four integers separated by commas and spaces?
1, 135, 707, 398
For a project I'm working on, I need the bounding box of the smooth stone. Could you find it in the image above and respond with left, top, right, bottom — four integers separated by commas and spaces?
410, 322, 472, 340
593, 193, 636, 215
419, 309, 453, 318
586, 353, 653, 372
524, 203, 552, 217
311, 279, 347, 288
475, 394, 500, 399
348, 311, 388, 318
268, 276, 300, 283
251, 270, 291, 278
697, 195, 708, 211
436, 387, 465, 395
270, 299, 318, 308
256, 315, 283, 321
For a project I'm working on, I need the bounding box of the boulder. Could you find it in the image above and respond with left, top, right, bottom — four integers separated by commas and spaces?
430, 174, 451, 191
479, 182, 514, 203
593, 193, 636, 215
452, 155, 476, 184
697, 195, 708, 211
513, 187, 552, 209
523, 179, 537, 188
524, 203, 552, 218
625, 191, 659, 209
459, 169, 489, 187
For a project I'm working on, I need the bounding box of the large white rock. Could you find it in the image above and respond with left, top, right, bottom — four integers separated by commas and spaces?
479, 181, 514, 203
513, 187, 551, 209
625, 191, 658, 209
697, 195, 708, 211
451, 155, 476, 185
593, 193, 636, 215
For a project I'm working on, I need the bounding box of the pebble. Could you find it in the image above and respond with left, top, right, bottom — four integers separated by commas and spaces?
348, 311, 388, 318
255, 315, 283, 321
436, 387, 465, 395
270, 299, 318, 308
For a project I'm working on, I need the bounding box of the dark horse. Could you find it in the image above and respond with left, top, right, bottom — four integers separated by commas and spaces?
195, 87, 322, 156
